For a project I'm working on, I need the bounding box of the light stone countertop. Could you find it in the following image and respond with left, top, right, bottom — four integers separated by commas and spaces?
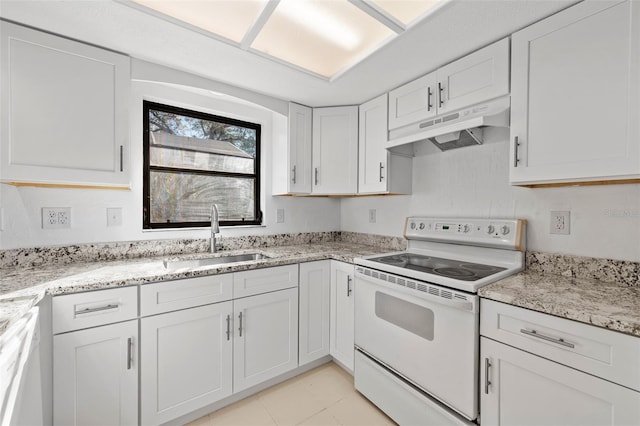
0, 242, 390, 336
478, 271, 640, 338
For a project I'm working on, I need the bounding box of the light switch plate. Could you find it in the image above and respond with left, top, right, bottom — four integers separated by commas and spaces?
276, 208, 285, 223
107, 208, 123, 227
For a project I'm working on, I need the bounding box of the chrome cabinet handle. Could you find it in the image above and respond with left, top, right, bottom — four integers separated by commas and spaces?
484, 358, 491, 394
127, 337, 133, 370
314, 168, 318, 186
291, 165, 296, 184
75, 304, 119, 315
513, 136, 520, 167
119, 145, 124, 172
427, 87, 432, 111
520, 328, 575, 348
379, 162, 384, 182
347, 275, 353, 297
226, 314, 231, 341
238, 312, 243, 337
438, 82, 444, 108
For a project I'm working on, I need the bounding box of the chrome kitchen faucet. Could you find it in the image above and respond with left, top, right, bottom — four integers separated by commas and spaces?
210, 204, 220, 253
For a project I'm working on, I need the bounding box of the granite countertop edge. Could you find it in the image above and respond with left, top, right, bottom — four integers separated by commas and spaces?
478, 270, 640, 338
0, 242, 387, 337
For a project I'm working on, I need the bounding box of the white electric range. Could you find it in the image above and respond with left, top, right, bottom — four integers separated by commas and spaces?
353, 217, 526, 425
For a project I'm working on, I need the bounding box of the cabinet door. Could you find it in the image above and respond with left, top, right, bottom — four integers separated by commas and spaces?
510, 0, 640, 185
388, 72, 437, 130
359, 94, 390, 194
312, 106, 358, 194
360, 94, 413, 195
0, 21, 130, 189
436, 37, 509, 114
299, 261, 331, 365
54, 320, 137, 426
330, 261, 355, 371
481, 337, 640, 426
233, 288, 299, 392
141, 302, 233, 425
288, 103, 313, 194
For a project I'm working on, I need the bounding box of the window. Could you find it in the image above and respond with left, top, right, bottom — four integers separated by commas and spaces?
143, 101, 261, 229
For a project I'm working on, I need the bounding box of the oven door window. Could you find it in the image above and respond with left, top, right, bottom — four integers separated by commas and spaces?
375, 292, 434, 341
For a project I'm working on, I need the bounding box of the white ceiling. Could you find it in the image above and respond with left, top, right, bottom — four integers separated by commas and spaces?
0, 0, 577, 107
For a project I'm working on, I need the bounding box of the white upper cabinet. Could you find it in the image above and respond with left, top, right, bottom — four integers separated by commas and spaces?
510, 0, 640, 186
388, 38, 509, 131
288, 103, 313, 194
358, 94, 411, 194
0, 21, 130, 189
388, 72, 438, 130
312, 106, 359, 195
436, 37, 509, 114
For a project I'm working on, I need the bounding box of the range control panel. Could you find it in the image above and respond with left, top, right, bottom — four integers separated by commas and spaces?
405, 217, 527, 251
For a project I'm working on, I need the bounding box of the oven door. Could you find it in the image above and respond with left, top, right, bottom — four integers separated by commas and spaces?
354, 268, 479, 421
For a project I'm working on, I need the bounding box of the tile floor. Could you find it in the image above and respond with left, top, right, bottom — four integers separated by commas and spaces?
187, 362, 396, 426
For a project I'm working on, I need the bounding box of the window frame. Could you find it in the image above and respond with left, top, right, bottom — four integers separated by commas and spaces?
143, 100, 262, 229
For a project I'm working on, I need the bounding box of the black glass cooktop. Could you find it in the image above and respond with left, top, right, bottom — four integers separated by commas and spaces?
368, 253, 506, 282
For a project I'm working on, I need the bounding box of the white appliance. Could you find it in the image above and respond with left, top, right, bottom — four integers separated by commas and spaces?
354, 217, 526, 425
0, 307, 42, 426
387, 97, 510, 152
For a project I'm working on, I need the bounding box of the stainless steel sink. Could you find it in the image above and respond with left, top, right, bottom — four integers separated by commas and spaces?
163, 253, 269, 270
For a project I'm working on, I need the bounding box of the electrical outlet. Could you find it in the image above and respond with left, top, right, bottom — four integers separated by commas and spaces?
550, 211, 570, 235
42, 207, 71, 229
369, 209, 376, 223
107, 208, 123, 227
276, 208, 285, 223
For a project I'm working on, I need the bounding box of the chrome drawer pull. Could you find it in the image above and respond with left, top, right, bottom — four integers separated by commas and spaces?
226, 314, 231, 341
238, 312, 243, 337
520, 328, 575, 348
513, 136, 520, 167
484, 358, 491, 394
75, 304, 119, 315
347, 275, 353, 297
127, 337, 133, 370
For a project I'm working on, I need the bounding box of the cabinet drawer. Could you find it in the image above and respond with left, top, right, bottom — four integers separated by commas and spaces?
53, 286, 138, 334
233, 264, 298, 298
481, 299, 640, 392
140, 274, 233, 316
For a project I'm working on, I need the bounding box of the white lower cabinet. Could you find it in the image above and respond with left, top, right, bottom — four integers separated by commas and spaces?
233, 287, 299, 392
299, 261, 331, 365
481, 337, 640, 426
330, 261, 355, 371
53, 320, 138, 426
140, 302, 233, 425
480, 299, 640, 426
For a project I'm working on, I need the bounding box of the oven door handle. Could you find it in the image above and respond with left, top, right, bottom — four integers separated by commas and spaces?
355, 273, 477, 313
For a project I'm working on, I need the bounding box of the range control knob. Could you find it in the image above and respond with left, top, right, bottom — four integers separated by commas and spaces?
463, 224, 471, 233
487, 225, 495, 234
500, 225, 510, 235
410, 222, 416, 230
419, 222, 425, 230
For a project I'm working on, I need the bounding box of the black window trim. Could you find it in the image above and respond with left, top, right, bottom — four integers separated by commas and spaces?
143, 100, 262, 229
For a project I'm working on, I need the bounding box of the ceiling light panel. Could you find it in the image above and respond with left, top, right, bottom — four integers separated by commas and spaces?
132, 0, 267, 43
370, 0, 443, 26
251, 0, 394, 78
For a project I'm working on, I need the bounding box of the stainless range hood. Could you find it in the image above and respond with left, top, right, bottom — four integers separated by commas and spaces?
387, 96, 510, 152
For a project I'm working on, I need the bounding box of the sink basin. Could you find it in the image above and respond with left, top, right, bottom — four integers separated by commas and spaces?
163, 253, 269, 270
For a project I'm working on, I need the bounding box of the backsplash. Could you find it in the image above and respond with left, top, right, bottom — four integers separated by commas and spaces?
526, 251, 639, 287
0, 232, 404, 269
2, 233, 636, 286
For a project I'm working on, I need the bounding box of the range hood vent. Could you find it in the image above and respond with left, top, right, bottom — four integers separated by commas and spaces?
387, 96, 510, 152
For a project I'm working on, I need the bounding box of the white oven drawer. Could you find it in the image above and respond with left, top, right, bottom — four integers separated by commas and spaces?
480, 299, 640, 392
53, 286, 138, 334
